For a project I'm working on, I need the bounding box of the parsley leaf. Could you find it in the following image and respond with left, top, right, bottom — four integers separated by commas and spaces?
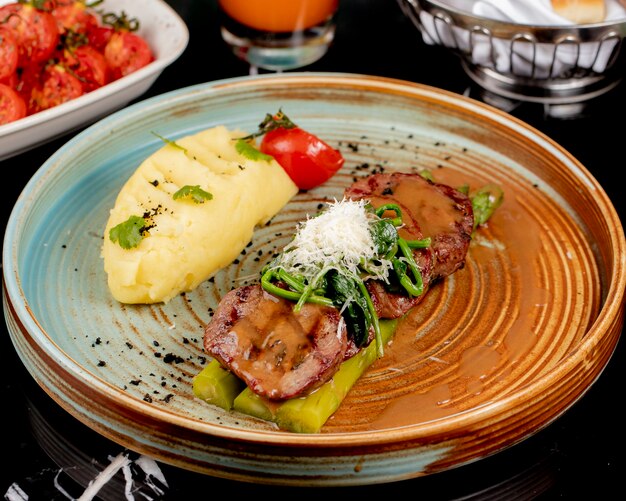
151, 131, 188, 154
235, 139, 273, 162
173, 185, 213, 204
109, 215, 147, 249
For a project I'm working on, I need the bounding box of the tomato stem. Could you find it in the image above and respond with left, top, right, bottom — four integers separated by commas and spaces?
242, 108, 297, 140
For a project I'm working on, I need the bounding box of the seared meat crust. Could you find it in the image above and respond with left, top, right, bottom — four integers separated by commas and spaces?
346, 172, 473, 280
204, 285, 347, 400
345, 172, 473, 319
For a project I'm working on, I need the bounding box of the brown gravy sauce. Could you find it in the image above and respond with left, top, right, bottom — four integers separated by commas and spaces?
325, 168, 596, 431
230, 296, 313, 375
392, 177, 464, 238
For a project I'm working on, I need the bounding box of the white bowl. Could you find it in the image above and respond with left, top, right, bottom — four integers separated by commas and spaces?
0, 0, 189, 161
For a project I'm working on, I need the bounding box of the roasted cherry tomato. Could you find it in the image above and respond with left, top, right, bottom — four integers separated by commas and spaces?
33, 63, 84, 111
104, 30, 153, 80
0, 27, 19, 82
0, 1, 153, 123
14, 62, 42, 114
0, 71, 18, 89
51, 0, 99, 35
62, 44, 109, 92
255, 110, 345, 190
0, 83, 27, 125
86, 24, 113, 52
0, 2, 59, 65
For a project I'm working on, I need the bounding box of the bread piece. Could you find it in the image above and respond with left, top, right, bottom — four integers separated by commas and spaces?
550, 0, 606, 24
102, 126, 298, 304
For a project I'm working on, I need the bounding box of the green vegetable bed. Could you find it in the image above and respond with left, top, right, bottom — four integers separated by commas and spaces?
193, 319, 397, 433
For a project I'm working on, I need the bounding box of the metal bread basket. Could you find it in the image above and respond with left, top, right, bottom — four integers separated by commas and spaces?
398, 0, 626, 106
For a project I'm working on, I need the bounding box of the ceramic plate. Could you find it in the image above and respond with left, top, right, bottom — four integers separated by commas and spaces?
3, 73, 624, 486
0, 0, 188, 161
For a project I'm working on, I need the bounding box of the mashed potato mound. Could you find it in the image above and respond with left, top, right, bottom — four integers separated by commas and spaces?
102, 125, 298, 304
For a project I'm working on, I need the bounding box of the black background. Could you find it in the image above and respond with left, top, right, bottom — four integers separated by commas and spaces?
1, 1, 623, 498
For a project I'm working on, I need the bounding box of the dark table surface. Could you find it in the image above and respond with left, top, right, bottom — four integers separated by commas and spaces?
1, 0, 624, 499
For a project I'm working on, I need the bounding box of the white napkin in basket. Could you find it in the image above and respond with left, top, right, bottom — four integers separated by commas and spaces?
418, 0, 626, 78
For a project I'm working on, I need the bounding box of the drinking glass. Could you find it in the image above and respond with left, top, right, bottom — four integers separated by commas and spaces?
218, 0, 339, 71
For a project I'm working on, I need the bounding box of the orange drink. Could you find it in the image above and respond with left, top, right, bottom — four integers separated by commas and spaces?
219, 0, 338, 32
218, 0, 339, 71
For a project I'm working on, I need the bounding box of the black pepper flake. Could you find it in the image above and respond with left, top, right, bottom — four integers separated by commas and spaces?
130, 379, 141, 386
95, 337, 102, 345
61, 244, 67, 249
154, 352, 162, 358
150, 180, 159, 187
163, 353, 184, 364
143, 394, 153, 403
97, 360, 106, 367
126, 342, 134, 349
233, 259, 240, 264
162, 394, 174, 403
182, 337, 190, 344
208, 277, 215, 283
153, 340, 160, 347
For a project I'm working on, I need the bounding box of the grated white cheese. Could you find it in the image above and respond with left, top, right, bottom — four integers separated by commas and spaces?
274, 198, 393, 284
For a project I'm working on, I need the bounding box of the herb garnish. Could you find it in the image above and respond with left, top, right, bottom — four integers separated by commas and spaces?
235, 139, 274, 162
151, 131, 188, 154
260, 199, 430, 357
470, 184, 504, 229
173, 185, 213, 204
109, 215, 147, 249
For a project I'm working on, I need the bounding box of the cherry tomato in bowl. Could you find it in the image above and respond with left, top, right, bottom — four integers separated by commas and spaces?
0, 28, 19, 81
0, 2, 59, 65
0, 83, 27, 125
252, 110, 345, 190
